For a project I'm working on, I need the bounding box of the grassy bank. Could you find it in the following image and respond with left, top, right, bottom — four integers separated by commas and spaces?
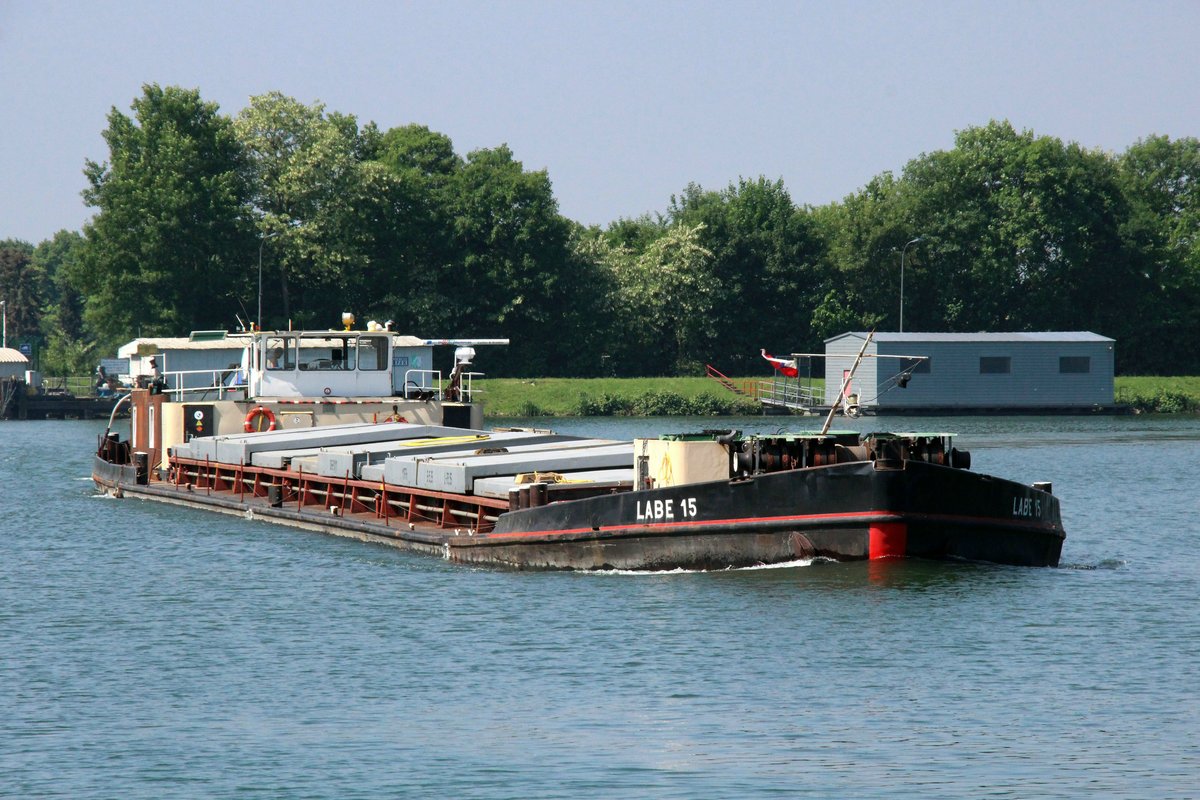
477, 375, 1200, 416
1114, 377, 1200, 413
477, 376, 773, 417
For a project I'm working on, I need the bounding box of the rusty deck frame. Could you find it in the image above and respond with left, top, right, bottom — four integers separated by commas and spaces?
169, 455, 511, 535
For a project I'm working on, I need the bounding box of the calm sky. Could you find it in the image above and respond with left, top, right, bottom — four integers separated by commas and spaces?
2, 0, 1198, 243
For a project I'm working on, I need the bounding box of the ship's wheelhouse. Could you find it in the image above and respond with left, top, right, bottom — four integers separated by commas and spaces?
253, 332, 393, 398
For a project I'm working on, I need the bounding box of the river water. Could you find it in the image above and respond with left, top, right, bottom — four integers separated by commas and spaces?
2, 415, 1198, 798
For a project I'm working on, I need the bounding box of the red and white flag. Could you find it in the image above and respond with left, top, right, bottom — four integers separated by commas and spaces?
761, 349, 798, 377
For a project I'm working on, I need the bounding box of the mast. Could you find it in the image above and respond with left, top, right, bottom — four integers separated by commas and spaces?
820, 329, 875, 435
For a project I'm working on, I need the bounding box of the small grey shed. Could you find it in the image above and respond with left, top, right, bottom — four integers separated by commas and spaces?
824, 332, 1115, 411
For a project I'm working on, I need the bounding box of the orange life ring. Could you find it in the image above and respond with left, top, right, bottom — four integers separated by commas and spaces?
244, 406, 277, 432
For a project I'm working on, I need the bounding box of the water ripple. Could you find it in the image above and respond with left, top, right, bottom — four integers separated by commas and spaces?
2, 418, 1199, 798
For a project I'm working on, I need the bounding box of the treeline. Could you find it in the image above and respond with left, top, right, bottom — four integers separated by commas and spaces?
3, 84, 1198, 377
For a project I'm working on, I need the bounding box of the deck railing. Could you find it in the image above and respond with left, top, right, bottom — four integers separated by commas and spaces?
160, 368, 249, 402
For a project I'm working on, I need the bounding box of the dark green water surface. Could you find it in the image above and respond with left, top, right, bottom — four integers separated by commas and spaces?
2, 416, 1197, 798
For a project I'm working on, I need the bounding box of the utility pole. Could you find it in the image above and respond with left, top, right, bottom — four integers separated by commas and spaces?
900, 237, 923, 333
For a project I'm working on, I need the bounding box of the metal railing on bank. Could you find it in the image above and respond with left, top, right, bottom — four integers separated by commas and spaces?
705, 364, 826, 412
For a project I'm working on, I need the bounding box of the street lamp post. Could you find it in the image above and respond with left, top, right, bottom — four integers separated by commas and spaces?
899, 236, 923, 333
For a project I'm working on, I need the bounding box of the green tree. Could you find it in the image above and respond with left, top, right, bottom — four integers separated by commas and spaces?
77, 84, 252, 348
668, 177, 824, 372
812, 173, 906, 336
575, 227, 644, 374
898, 122, 1149, 366
808, 287, 877, 343
33, 231, 93, 375
39, 334, 97, 377
368, 125, 462, 334
616, 222, 717, 374
0, 245, 43, 345
379, 123, 462, 178
440, 145, 576, 375
0, 239, 34, 255
556, 224, 623, 376
34, 230, 88, 341
377, 128, 594, 375
812, 122, 1148, 366
604, 214, 668, 251
234, 92, 372, 327
1118, 135, 1200, 373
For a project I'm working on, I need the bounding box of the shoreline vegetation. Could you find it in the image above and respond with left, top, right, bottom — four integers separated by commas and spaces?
30, 349, 1200, 418
46, 375, 1200, 417
477, 376, 1200, 417
4, 90, 1200, 383
1114, 377, 1200, 415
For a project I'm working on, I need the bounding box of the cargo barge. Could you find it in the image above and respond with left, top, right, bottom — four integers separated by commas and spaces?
92, 328, 1065, 569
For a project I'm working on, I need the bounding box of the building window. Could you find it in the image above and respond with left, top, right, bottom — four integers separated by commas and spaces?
1060, 356, 1090, 374
979, 356, 1011, 374
902, 357, 931, 374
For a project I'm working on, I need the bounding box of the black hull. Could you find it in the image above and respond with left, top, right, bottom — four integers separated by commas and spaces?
467, 459, 1063, 569
94, 455, 1063, 570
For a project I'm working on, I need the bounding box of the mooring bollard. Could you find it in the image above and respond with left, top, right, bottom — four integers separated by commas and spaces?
133, 451, 149, 485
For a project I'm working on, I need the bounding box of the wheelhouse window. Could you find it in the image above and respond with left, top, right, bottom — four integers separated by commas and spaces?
265, 336, 296, 371
1059, 356, 1090, 374
298, 335, 349, 370
295, 334, 389, 371
902, 357, 931, 374
351, 335, 389, 371
979, 356, 1011, 375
